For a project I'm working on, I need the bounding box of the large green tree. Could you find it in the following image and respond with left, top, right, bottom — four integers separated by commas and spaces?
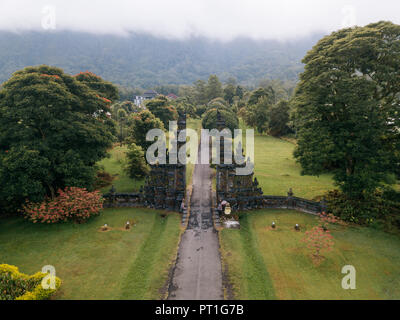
247, 87, 275, 106
268, 100, 292, 137
124, 143, 149, 180
127, 110, 164, 150
0, 65, 116, 213
75, 71, 119, 102
293, 21, 400, 199
202, 108, 239, 133
241, 87, 275, 133
206, 75, 223, 101
145, 96, 178, 127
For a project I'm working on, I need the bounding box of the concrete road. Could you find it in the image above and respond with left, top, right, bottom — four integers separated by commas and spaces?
168, 137, 223, 300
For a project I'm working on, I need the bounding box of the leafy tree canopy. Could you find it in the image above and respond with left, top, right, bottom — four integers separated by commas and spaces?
202, 108, 239, 133
75, 71, 119, 102
145, 96, 178, 127
0, 65, 116, 213
268, 100, 292, 137
124, 143, 149, 180
292, 21, 400, 198
127, 110, 164, 150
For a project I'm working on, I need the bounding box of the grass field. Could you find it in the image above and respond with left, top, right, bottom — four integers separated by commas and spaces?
220, 209, 400, 300
98, 145, 144, 194
0, 208, 182, 299
253, 135, 334, 199
236, 118, 334, 199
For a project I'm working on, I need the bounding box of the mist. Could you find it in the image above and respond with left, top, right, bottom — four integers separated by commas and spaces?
0, 0, 399, 41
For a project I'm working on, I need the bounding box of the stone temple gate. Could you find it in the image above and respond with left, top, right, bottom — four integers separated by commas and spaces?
142, 113, 187, 211
215, 111, 264, 212
104, 111, 326, 216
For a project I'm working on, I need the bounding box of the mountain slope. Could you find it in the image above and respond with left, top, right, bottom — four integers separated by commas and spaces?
0, 31, 322, 87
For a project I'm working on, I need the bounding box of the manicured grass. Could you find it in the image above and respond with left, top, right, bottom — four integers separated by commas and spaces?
236, 117, 334, 199
220, 209, 400, 300
0, 208, 181, 300
98, 145, 144, 193
253, 135, 334, 199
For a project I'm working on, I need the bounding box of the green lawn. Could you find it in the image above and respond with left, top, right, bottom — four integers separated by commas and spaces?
0, 208, 182, 300
236, 117, 334, 199
253, 135, 334, 199
220, 209, 400, 300
98, 145, 144, 194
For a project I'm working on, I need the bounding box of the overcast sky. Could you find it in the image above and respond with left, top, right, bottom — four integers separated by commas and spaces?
0, 0, 399, 41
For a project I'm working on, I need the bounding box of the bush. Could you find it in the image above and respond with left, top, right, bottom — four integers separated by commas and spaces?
93, 171, 114, 189
0, 264, 61, 300
23, 187, 103, 224
302, 226, 334, 265
325, 189, 400, 229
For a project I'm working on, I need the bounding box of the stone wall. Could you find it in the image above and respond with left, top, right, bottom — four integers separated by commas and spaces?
261, 190, 326, 215
103, 191, 143, 208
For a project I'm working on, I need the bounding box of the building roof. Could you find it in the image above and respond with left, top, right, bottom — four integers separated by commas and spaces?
167, 93, 178, 99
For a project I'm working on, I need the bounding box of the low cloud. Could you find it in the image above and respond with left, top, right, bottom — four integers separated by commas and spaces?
0, 0, 399, 41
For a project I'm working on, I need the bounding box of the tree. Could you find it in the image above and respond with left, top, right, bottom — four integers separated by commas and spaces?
0, 65, 115, 213
268, 100, 292, 137
242, 96, 272, 133
117, 108, 127, 146
174, 98, 196, 118
206, 75, 223, 101
293, 21, 400, 199
223, 84, 236, 105
207, 97, 229, 110
247, 87, 275, 106
124, 143, 149, 180
145, 96, 178, 127
235, 85, 244, 99
193, 80, 208, 105
202, 108, 239, 133
75, 71, 119, 102
127, 110, 164, 150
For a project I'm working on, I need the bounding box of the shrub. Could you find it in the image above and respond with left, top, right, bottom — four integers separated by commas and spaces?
93, 171, 114, 189
302, 226, 334, 265
318, 211, 345, 230
325, 189, 400, 229
23, 187, 103, 224
0, 264, 61, 300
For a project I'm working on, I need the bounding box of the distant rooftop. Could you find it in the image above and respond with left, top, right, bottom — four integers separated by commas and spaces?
167, 93, 178, 99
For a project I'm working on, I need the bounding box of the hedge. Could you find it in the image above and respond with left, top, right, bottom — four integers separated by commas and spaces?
0, 264, 61, 300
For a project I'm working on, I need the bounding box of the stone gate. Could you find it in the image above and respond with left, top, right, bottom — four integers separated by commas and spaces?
142, 113, 187, 211
215, 111, 264, 211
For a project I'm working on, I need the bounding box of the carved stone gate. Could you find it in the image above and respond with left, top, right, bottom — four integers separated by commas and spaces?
142, 113, 186, 211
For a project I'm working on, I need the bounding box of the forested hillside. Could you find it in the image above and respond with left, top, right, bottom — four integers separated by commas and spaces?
0, 31, 322, 87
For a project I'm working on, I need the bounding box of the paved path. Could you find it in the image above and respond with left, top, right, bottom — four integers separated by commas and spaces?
168, 137, 223, 300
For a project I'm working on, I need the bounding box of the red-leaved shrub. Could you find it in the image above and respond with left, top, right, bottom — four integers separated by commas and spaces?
302, 226, 335, 265
23, 187, 103, 224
